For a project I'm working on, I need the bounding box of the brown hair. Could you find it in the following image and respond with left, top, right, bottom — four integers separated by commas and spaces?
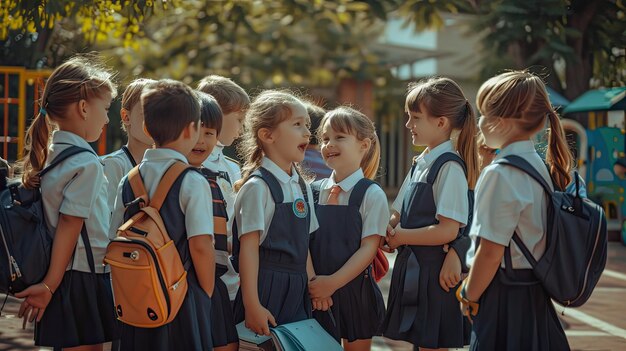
234, 90, 305, 192
196, 91, 223, 134
141, 79, 200, 146
406, 77, 479, 189
305, 101, 326, 145
317, 106, 380, 179
120, 78, 156, 132
197, 75, 250, 114
477, 70, 572, 190
21, 54, 116, 188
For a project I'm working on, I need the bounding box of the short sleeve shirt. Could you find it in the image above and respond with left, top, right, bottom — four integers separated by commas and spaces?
101, 147, 135, 211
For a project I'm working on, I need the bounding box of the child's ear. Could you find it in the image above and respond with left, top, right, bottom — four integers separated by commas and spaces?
437, 116, 450, 129
78, 99, 88, 120
258, 127, 274, 144
121, 108, 131, 127
360, 138, 372, 152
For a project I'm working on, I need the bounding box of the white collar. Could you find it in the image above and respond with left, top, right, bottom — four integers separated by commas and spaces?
51, 130, 93, 150
495, 140, 536, 161
416, 140, 454, 167
142, 148, 188, 163
261, 157, 299, 184
324, 168, 364, 192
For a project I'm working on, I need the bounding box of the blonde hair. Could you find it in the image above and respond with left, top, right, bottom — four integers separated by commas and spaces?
21, 54, 116, 188
234, 90, 306, 192
120, 78, 156, 132
317, 106, 380, 180
477, 70, 572, 190
406, 77, 479, 189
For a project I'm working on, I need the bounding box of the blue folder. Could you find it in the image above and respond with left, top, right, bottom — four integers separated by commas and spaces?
237, 319, 343, 351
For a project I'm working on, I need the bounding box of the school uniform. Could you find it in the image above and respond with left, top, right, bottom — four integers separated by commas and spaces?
199, 166, 238, 347
37, 130, 118, 348
467, 140, 570, 351
232, 157, 319, 325
202, 143, 241, 301
310, 169, 387, 342
102, 145, 136, 211
382, 140, 469, 349
110, 148, 215, 351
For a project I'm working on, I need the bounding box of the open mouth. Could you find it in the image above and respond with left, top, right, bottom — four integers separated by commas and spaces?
325, 151, 340, 160
191, 148, 206, 155
297, 143, 308, 152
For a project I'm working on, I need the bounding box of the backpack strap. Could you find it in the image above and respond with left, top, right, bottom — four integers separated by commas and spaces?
39, 145, 95, 177
121, 145, 137, 167
495, 155, 554, 194
127, 166, 149, 206
348, 178, 377, 207
150, 162, 193, 210
254, 167, 284, 204
425, 152, 467, 185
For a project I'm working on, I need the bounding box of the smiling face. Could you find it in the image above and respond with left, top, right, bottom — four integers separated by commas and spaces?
405, 108, 446, 148
83, 90, 112, 142
320, 120, 368, 176
264, 103, 311, 169
187, 126, 219, 167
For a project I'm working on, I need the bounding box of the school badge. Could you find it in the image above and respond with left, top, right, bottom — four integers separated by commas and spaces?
293, 198, 308, 218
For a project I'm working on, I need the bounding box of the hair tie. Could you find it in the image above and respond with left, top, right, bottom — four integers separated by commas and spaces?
39, 107, 47, 116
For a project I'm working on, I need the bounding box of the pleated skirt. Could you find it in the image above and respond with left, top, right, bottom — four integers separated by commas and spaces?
211, 275, 238, 347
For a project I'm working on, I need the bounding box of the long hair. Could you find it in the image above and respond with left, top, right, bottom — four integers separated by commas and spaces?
476, 70, 572, 190
20, 54, 116, 188
406, 77, 479, 189
317, 106, 380, 180
234, 90, 306, 192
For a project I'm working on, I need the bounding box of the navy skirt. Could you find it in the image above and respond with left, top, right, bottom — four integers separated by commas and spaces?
470, 269, 570, 351
234, 265, 310, 325
313, 269, 385, 342
35, 271, 119, 348
120, 270, 212, 351
382, 246, 466, 348
211, 276, 238, 347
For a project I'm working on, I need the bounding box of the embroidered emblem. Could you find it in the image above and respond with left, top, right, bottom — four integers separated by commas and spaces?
293, 198, 308, 218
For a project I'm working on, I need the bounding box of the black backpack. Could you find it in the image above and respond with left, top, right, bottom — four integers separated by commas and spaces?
497, 155, 608, 307
0, 145, 95, 295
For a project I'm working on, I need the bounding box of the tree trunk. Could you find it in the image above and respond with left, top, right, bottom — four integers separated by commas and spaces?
564, 0, 599, 100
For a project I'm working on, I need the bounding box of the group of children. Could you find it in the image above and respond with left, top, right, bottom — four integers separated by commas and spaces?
12, 53, 572, 351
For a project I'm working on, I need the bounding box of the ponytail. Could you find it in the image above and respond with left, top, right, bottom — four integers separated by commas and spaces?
21, 110, 51, 188
546, 111, 572, 190
234, 147, 263, 192
362, 134, 381, 180
457, 100, 479, 189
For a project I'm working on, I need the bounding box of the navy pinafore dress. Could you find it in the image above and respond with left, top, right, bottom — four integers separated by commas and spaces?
309, 178, 385, 342
382, 152, 471, 349
119, 167, 213, 351
200, 168, 239, 347
232, 167, 312, 325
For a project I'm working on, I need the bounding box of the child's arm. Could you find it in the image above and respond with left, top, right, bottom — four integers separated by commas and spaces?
309, 235, 379, 299
386, 216, 460, 248
16, 214, 84, 322
240, 231, 276, 335
189, 235, 215, 297
389, 210, 401, 228
462, 238, 504, 302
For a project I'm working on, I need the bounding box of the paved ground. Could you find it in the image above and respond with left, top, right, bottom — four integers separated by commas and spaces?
2, 242, 626, 350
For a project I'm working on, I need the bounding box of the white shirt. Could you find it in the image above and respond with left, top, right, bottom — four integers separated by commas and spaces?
41, 131, 110, 273
101, 147, 135, 211
202, 144, 242, 300
234, 157, 319, 244
467, 140, 553, 269
110, 148, 214, 240
317, 169, 389, 240
392, 140, 469, 226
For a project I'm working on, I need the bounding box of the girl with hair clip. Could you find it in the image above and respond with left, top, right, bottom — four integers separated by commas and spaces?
460, 71, 571, 351
15, 55, 119, 350
308, 107, 387, 351
231, 90, 324, 336
382, 77, 478, 351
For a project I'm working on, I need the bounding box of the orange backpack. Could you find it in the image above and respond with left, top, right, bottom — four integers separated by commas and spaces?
104, 162, 191, 328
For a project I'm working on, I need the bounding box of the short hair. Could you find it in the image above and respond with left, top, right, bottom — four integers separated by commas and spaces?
303, 101, 326, 145
196, 91, 223, 135
197, 75, 250, 114
142, 79, 200, 146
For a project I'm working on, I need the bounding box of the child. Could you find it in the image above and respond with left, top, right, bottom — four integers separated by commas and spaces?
187, 91, 239, 351
460, 71, 571, 350
109, 79, 216, 351
197, 75, 250, 302
15, 55, 119, 349
308, 107, 387, 351
231, 90, 323, 336
382, 77, 478, 350
301, 102, 332, 180
102, 78, 156, 210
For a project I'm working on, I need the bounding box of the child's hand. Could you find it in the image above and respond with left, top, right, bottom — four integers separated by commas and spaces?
386, 226, 403, 250
439, 249, 462, 292
312, 296, 333, 311
308, 275, 338, 299
245, 303, 277, 336
15, 283, 54, 325
381, 226, 395, 253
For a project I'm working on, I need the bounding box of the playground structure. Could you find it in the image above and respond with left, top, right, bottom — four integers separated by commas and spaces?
0, 67, 108, 162
561, 87, 626, 244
